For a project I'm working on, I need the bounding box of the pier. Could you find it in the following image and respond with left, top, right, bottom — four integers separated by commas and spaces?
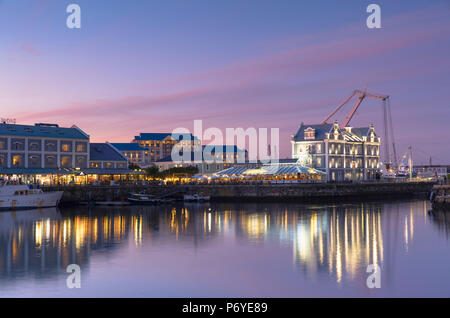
43, 181, 435, 204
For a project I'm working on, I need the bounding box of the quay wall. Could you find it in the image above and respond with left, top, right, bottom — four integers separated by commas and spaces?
43, 182, 435, 204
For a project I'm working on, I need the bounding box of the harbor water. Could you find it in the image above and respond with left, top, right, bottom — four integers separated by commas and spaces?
0, 199, 449, 297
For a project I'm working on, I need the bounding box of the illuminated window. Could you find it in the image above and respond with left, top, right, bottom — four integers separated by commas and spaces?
91, 162, 99, 168
61, 155, 72, 168
12, 155, 24, 167
304, 127, 315, 140
61, 143, 71, 152
76, 142, 87, 152
317, 157, 322, 166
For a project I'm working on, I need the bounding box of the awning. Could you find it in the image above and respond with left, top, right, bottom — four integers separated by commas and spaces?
215, 164, 326, 176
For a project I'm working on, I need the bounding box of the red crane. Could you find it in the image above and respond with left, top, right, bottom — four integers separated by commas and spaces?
321, 89, 389, 127
321, 88, 397, 168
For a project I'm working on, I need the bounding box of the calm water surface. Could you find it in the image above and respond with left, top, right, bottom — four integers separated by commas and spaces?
0, 200, 449, 297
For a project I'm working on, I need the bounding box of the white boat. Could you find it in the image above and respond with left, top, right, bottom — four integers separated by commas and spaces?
183, 194, 210, 202
0, 180, 63, 210
128, 193, 160, 204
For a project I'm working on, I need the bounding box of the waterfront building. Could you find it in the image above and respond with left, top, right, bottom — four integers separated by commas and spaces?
156, 145, 248, 175
89, 143, 128, 170
132, 133, 201, 163
110, 143, 148, 167
0, 122, 89, 171
290, 121, 380, 181
414, 165, 448, 179
0, 123, 143, 184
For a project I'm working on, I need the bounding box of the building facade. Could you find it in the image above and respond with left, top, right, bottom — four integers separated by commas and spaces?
156, 145, 248, 175
291, 122, 380, 181
110, 143, 148, 167
132, 133, 201, 163
0, 123, 89, 170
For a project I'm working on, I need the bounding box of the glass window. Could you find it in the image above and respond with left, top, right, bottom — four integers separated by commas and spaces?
28, 155, 41, 168
90, 162, 100, 168
0, 154, 6, 167
104, 162, 113, 168
12, 154, 24, 167
61, 142, 72, 152
11, 138, 25, 151
45, 155, 57, 168
45, 140, 57, 152
0, 138, 7, 150
75, 155, 87, 168
75, 142, 87, 152
28, 139, 42, 151
61, 155, 72, 168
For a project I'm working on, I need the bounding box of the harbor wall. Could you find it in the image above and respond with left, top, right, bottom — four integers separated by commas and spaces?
42, 182, 435, 204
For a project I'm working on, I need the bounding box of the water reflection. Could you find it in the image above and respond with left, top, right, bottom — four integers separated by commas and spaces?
0, 199, 447, 294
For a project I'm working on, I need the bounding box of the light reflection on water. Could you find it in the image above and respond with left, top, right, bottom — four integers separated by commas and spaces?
0, 200, 449, 297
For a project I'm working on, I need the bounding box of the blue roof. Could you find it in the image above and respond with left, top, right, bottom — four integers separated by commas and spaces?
0, 123, 89, 140
90, 143, 127, 161
203, 145, 247, 153
134, 133, 198, 141
110, 143, 146, 151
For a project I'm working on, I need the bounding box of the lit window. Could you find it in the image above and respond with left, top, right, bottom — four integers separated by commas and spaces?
12, 155, 23, 167
61, 143, 71, 152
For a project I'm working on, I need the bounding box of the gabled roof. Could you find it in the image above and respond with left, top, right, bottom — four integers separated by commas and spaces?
90, 143, 127, 162
0, 123, 89, 140
110, 143, 146, 151
292, 123, 332, 141
351, 128, 371, 138
134, 133, 198, 141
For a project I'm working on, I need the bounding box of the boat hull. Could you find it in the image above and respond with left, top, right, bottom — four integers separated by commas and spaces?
0, 191, 64, 211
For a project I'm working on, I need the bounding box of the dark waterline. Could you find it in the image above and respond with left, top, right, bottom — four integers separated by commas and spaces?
0, 200, 449, 297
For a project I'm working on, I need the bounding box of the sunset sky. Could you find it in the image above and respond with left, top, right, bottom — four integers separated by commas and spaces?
1, 0, 449, 163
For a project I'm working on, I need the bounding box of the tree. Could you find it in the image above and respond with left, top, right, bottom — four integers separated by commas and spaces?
129, 163, 140, 170
145, 166, 160, 178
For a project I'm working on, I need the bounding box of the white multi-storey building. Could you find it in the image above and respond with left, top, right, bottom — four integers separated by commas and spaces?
291, 121, 381, 181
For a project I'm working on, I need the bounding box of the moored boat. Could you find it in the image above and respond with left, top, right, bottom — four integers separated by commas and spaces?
128, 193, 160, 205
0, 180, 63, 210
183, 194, 211, 202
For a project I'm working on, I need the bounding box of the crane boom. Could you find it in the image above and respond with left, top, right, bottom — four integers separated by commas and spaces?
322, 89, 389, 127
321, 90, 357, 124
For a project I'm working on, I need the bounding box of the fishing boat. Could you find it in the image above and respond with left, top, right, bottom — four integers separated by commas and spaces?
0, 180, 63, 210
183, 194, 211, 202
128, 193, 160, 205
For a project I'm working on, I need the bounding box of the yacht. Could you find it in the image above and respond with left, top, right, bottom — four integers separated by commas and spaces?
0, 180, 63, 210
